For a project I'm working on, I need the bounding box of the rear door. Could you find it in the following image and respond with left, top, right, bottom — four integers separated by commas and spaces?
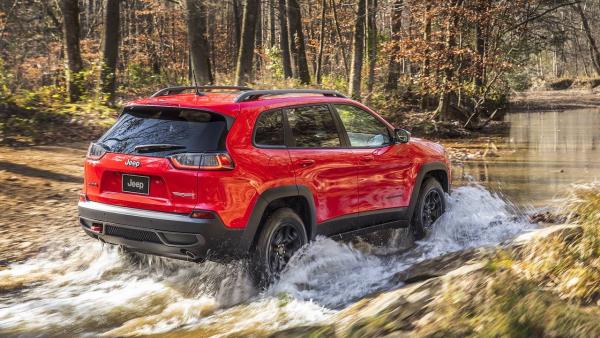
333, 104, 413, 215
284, 104, 359, 235
85, 106, 230, 214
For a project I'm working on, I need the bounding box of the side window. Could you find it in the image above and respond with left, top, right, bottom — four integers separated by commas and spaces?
335, 104, 391, 147
254, 110, 285, 146
286, 105, 341, 148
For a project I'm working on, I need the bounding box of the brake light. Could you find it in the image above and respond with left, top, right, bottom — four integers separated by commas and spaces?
169, 152, 234, 170
87, 142, 107, 160
79, 192, 87, 202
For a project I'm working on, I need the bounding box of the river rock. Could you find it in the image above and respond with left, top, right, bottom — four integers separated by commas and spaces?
391, 247, 491, 285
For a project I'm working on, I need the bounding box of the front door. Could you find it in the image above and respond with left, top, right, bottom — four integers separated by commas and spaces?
333, 104, 412, 218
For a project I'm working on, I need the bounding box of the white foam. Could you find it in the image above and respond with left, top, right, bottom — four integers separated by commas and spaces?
0, 184, 533, 336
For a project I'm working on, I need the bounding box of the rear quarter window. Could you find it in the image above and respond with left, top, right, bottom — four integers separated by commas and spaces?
254, 110, 285, 147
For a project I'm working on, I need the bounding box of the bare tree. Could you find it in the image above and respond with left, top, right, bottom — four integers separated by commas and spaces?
385, 0, 402, 91
185, 0, 213, 84
574, 2, 600, 76
58, 0, 83, 102
287, 0, 310, 84
235, 0, 260, 85
315, 0, 327, 84
278, 0, 293, 78
349, 0, 366, 99
100, 0, 120, 103
366, 0, 377, 97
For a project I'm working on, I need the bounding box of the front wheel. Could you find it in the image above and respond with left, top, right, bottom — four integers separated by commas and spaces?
410, 178, 446, 240
251, 208, 308, 287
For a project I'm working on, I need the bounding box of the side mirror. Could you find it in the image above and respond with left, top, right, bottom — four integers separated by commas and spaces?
395, 128, 411, 144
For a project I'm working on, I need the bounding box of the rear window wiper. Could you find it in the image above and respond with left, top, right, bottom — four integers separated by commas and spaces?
134, 144, 187, 153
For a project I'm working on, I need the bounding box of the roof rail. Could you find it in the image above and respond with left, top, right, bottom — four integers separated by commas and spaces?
151, 85, 253, 97
234, 89, 346, 102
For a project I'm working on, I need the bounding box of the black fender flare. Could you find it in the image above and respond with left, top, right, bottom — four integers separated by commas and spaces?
406, 161, 450, 222
239, 185, 316, 253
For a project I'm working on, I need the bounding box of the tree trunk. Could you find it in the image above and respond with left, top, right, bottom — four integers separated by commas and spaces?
420, 3, 432, 110
185, 0, 213, 85
330, 0, 349, 79
574, 3, 600, 76
269, 0, 276, 47
315, 0, 327, 84
58, 0, 83, 102
349, 0, 366, 99
474, 21, 485, 88
278, 0, 293, 78
100, 0, 120, 103
287, 0, 311, 84
232, 0, 242, 65
384, 0, 402, 91
255, 0, 263, 73
435, 0, 463, 121
235, 0, 260, 85
366, 0, 377, 98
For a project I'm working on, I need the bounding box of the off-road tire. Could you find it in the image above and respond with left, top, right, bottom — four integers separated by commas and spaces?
251, 208, 308, 287
410, 178, 446, 240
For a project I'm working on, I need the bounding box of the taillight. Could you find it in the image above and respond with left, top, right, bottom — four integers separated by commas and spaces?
169, 152, 234, 170
87, 142, 107, 160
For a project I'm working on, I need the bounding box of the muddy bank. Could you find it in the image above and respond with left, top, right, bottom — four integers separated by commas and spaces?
510, 89, 600, 112
0, 144, 88, 265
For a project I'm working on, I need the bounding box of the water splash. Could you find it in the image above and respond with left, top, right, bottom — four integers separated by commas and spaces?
271, 184, 534, 308
0, 184, 534, 336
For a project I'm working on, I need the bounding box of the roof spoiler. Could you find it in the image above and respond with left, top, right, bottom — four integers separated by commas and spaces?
151, 86, 253, 97
234, 89, 346, 102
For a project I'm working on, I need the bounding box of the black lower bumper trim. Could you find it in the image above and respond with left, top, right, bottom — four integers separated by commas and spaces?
78, 201, 246, 262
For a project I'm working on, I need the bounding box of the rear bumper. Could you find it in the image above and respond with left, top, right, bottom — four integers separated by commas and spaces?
78, 201, 246, 262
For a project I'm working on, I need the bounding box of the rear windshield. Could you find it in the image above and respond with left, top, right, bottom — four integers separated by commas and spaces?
99, 107, 229, 156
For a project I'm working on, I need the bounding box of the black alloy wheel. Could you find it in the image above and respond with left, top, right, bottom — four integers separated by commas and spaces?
422, 189, 444, 230
268, 223, 303, 275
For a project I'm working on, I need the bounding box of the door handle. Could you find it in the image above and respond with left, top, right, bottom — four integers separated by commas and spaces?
297, 159, 316, 168
359, 155, 374, 162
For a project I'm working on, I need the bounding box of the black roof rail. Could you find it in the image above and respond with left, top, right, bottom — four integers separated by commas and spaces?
151, 85, 253, 97
233, 89, 347, 102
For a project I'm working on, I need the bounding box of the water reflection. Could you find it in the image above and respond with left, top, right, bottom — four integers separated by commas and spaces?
455, 108, 600, 207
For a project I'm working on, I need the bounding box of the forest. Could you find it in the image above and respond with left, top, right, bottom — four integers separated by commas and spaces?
1, 0, 599, 143
3, 1, 600, 337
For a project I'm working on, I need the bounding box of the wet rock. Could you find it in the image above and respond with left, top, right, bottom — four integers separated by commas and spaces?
510, 223, 582, 248
528, 211, 567, 224
268, 325, 336, 338
391, 248, 488, 284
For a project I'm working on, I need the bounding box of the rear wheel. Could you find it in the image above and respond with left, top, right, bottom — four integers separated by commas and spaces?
410, 178, 446, 240
251, 208, 308, 287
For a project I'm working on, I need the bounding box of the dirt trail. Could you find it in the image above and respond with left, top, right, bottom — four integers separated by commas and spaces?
0, 144, 90, 265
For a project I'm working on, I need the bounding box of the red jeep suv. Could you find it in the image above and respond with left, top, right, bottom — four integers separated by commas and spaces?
78, 86, 450, 283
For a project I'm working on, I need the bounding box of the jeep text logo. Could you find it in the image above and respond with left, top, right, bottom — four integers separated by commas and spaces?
126, 179, 144, 189
125, 159, 141, 167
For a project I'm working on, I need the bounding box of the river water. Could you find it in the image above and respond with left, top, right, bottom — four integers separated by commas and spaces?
1, 108, 598, 337
455, 108, 600, 207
